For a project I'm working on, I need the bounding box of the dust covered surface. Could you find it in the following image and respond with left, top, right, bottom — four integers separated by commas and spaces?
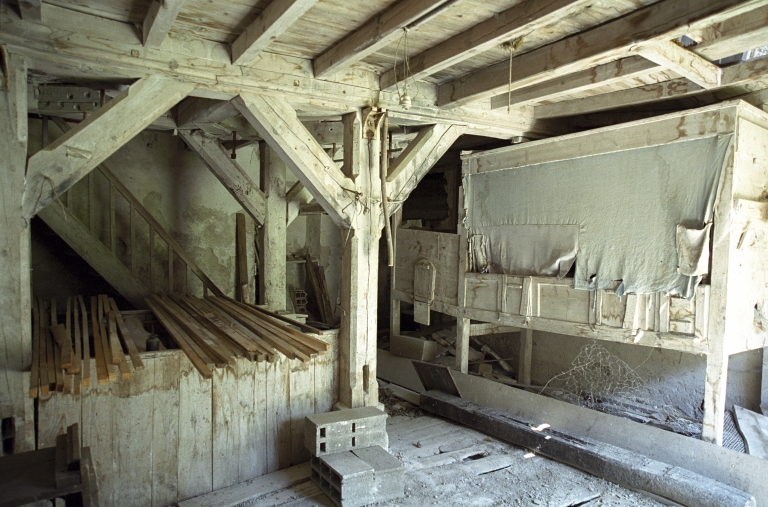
238, 412, 667, 507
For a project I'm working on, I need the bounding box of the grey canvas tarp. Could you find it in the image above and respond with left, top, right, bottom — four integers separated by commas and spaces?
464, 135, 731, 297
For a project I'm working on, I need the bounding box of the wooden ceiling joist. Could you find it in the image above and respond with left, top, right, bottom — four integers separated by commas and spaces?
693, 4, 768, 61
379, 0, 590, 91
438, 0, 765, 108
635, 41, 722, 89
142, 0, 186, 48
231, 0, 320, 65
233, 93, 356, 228
178, 130, 267, 225
313, 0, 453, 78
490, 56, 662, 110
535, 55, 768, 118
22, 75, 194, 219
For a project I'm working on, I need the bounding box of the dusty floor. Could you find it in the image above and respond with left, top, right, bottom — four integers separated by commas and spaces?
239, 406, 666, 507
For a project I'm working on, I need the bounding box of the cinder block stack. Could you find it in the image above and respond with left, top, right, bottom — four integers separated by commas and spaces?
305, 407, 404, 507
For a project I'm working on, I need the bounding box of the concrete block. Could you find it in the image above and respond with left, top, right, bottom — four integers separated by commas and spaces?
390, 334, 439, 361
305, 406, 387, 457
311, 446, 404, 507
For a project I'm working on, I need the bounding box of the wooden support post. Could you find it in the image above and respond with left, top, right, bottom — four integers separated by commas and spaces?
236, 213, 249, 304
389, 208, 402, 339
338, 109, 382, 408
703, 353, 729, 445
761, 347, 767, 415
0, 51, 34, 451
519, 328, 533, 385
455, 318, 471, 374
258, 143, 287, 312
455, 185, 470, 374
142, 0, 186, 48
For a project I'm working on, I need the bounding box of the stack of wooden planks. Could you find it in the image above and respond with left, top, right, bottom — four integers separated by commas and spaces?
29, 295, 145, 398
145, 294, 329, 378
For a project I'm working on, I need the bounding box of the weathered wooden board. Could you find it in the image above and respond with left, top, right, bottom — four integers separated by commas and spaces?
34, 334, 338, 507
177, 352, 213, 500
395, 229, 459, 306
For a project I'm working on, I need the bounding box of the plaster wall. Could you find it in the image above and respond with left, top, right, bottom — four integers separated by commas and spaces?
28, 119, 257, 306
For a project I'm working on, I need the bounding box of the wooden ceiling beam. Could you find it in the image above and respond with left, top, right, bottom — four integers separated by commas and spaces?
231, 0, 319, 66
490, 56, 662, 110
313, 0, 453, 78
142, 0, 186, 48
0, 3, 543, 138
693, 4, 768, 61
23, 75, 194, 219
534, 56, 768, 119
438, 0, 765, 108
178, 130, 267, 225
386, 123, 466, 213
634, 41, 722, 89
380, 0, 589, 91
233, 93, 356, 228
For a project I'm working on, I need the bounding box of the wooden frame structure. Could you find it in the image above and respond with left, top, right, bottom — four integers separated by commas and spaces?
391, 101, 768, 445
1, 0, 768, 503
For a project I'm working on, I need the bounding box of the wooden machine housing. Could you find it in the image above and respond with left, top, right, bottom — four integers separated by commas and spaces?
391, 101, 768, 445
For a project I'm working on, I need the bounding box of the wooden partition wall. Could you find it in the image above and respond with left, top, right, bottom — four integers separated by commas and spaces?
35, 330, 338, 507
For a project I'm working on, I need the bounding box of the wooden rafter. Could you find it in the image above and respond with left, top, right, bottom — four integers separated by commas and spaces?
380, 0, 590, 91
178, 130, 267, 225
386, 123, 466, 213
22, 75, 194, 219
438, 0, 764, 108
490, 56, 662, 110
635, 41, 722, 89
231, 0, 319, 65
233, 93, 356, 228
534, 55, 768, 118
313, 0, 452, 78
142, 0, 186, 47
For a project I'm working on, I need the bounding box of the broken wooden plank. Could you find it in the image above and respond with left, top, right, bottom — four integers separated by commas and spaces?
108, 298, 144, 369
105, 310, 123, 366
77, 296, 91, 388
90, 296, 110, 385
96, 296, 116, 382
420, 390, 756, 507
50, 324, 73, 370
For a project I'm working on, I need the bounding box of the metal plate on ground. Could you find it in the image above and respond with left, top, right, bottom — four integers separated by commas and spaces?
411, 360, 462, 398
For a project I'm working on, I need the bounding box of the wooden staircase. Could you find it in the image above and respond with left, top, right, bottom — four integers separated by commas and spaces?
37, 162, 223, 309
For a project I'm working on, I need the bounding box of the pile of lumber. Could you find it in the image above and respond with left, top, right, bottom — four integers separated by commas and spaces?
145, 294, 329, 378
30, 295, 144, 398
